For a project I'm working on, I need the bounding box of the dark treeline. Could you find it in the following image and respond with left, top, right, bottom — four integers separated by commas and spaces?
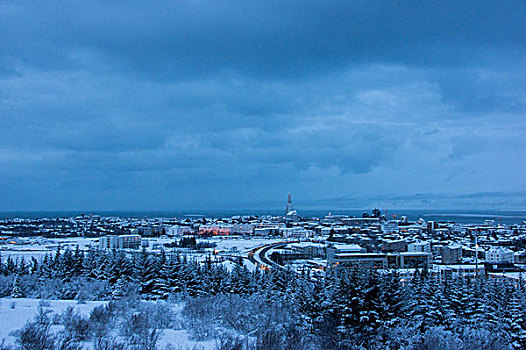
1, 247, 526, 349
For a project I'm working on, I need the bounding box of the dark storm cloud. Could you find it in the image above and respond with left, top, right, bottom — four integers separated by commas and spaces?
0, 0, 525, 210
2, 1, 525, 78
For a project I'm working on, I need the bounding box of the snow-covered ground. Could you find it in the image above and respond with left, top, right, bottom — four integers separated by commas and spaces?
0, 298, 106, 346
0, 298, 217, 349
158, 329, 215, 350
0, 237, 99, 261
0, 236, 283, 262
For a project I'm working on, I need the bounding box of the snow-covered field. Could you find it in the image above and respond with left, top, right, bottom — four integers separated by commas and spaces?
158, 329, 215, 350
0, 298, 105, 346
0, 236, 282, 261
0, 298, 217, 349
0, 237, 98, 261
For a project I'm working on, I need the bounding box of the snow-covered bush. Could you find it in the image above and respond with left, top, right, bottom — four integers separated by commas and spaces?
15, 321, 55, 350
137, 301, 178, 329
0, 339, 13, 350
54, 333, 83, 350
0, 276, 14, 297
187, 318, 218, 341
215, 331, 244, 350
34, 300, 52, 325
93, 335, 127, 350
183, 294, 312, 348
458, 327, 508, 350
62, 310, 91, 342
407, 327, 462, 350
121, 311, 161, 350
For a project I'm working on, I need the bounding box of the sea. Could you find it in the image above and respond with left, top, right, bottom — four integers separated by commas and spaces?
1, 209, 526, 225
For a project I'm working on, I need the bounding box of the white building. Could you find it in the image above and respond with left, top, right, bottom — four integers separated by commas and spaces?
485, 247, 514, 264
408, 241, 431, 253
166, 226, 193, 236
289, 242, 326, 258
233, 224, 254, 234
326, 244, 366, 261
281, 227, 310, 239
99, 235, 141, 250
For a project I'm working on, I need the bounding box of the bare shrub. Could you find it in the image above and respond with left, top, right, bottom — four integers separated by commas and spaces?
34, 300, 52, 325
122, 311, 161, 350
93, 335, 128, 350
15, 321, 55, 350
55, 333, 83, 350
215, 331, 245, 350
63, 313, 91, 342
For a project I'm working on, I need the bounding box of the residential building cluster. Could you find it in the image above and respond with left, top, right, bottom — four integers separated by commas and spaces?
2, 198, 526, 276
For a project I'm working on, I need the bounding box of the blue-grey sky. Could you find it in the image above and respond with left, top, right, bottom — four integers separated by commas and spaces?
1, 0, 525, 211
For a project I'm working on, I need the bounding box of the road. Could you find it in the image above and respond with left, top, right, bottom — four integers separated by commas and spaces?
249, 241, 294, 270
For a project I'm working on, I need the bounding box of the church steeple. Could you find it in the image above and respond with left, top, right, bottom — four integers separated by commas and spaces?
285, 192, 293, 214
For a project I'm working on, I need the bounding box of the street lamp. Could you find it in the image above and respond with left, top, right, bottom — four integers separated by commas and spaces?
475, 234, 479, 277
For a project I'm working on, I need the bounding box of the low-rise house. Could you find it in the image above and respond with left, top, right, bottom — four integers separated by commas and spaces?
485, 246, 514, 264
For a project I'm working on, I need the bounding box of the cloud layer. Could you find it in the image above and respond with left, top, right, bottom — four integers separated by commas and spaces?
1, 1, 525, 211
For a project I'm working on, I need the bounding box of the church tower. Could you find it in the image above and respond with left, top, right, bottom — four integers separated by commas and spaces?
285, 192, 294, 214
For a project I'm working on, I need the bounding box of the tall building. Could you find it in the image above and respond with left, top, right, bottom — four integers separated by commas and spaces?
441, 244, 462, 264
284, 192, 299, 222
285, 192, 294, 214
99, 235, 141, 250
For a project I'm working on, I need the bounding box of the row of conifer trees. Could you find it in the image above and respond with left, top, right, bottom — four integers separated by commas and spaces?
1, 247, 526, 348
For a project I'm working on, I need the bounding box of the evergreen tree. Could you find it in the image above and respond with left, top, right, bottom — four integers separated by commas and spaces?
5, 256, 16, 275
153, 251, 172, 299
12, 274, 24, 298
112, 278, 126, 300
39, 254, 53, 279
168, 253, 185, 294
133, 248, 157, 298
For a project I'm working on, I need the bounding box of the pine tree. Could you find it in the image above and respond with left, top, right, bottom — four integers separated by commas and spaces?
483, 277, 504, 331
112, 278, 126, 300
153, 252, 172, 299
295, 277, 324, 332
29, 257, 39, 275
60, 247, 75, 280
72, 245, 84, 277
463, 276, 485, 327
168, 253, 184, 295
12, 274, 24, 298
377, 271, 406, 339
5, 256, 16, 275
52, 247, 63, 279
134, 248, 157, 299
499, 284, 526, 349
39, 254, 53, 279
17, 257, 28, 275
82, 247, 99, 278
184, 262, 205, 297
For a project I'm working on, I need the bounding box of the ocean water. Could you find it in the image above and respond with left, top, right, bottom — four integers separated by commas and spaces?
1, 209, 526, 225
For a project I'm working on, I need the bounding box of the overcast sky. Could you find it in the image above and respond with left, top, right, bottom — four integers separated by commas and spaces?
1, 1, 525, 211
